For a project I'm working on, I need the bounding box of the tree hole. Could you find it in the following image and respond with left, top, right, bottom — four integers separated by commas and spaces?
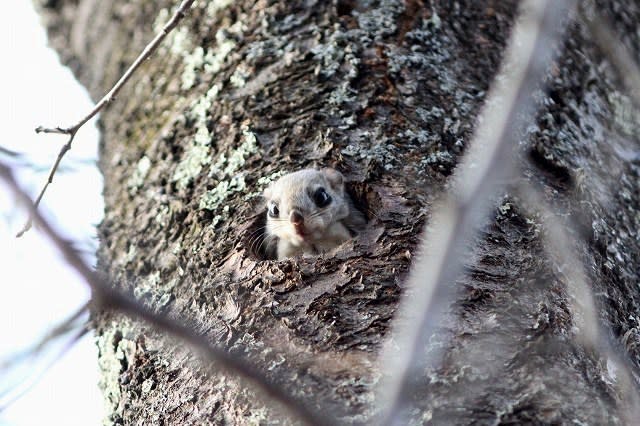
528, 145, 574, 191
241, 180, 377, 261
346, 181, 379, 223
335, 0, 355, 16
242, 209, 276, 260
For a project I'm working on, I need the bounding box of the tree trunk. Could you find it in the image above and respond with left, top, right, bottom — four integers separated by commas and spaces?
35, 0, 640, 424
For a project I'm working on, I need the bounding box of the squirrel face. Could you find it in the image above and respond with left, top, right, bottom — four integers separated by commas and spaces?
263, 168, 351, 250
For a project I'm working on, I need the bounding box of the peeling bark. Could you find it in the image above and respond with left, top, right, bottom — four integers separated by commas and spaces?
35, 0, 640, 424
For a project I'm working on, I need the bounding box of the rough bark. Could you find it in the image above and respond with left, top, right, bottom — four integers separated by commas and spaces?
35, 0, 640, 424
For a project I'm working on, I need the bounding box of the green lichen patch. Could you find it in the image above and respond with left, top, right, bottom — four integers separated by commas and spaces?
256, 170, 287, 188
223, 126, 259, 173
205, 0, 234, 15
199, 176, 247, 210
171, 84, 223, 190
125, 243, 137, 265
141, 378, 155, 394
190, 84, 221, 121
183, 29, 238, 90
154, 204, 171, 227
230, 64, 251, 88
199, 125, 260, 212
127, 156, 152, 195
172, 143, 212, 190
96, 318, 137, 421
203, 31, 237, 78
153, 4, 238, 91
167, 24, 192, 57
246, 406, 270, 425
181, 46, 205, 90
608, 90, 640, 138
133, 271, 177, 310
340, 129, 399, 170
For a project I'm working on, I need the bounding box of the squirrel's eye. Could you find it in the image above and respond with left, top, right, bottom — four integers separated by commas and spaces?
313, 187, 332, 208
268, 203, 279, 218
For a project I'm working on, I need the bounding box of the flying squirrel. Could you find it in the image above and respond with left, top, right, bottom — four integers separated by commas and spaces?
262, 168, 366, 260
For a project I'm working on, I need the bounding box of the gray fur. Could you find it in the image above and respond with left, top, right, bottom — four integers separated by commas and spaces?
263, 169, 365, 259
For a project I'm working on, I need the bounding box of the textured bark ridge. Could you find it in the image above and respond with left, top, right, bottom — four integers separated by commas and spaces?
36, 0, 640, 424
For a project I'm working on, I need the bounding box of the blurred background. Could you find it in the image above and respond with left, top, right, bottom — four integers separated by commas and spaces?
0, 1, 104, 424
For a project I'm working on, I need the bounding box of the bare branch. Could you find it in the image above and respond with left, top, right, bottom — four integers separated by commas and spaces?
579, 1, 640, 103
20, 0, 196, 237
377, 1, 574, 424
16, 133, 76, 237
0, 145, 22, 158
0, 161, 329, 426
0, 327, 88, 412
0, 301, 89, 379
518, 186, 600, 346
0, 145, 40, 172
517, 183, 640, 422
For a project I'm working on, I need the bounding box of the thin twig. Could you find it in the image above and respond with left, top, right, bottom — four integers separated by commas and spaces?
0, 161, 329, 426
376, 1, 573, 424
19, 0, 196, 237
16, 133, 76, 237
36, 0, 196, 136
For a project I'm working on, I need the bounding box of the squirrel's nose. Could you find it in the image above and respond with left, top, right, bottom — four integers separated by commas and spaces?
290, 210, 304, 225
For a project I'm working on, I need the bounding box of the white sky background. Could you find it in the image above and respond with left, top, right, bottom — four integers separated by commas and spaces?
0, 1, 104, 425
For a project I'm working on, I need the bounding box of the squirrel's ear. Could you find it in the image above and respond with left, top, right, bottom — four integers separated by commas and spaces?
263, 186, 272, 200
321, 168, 344, 190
